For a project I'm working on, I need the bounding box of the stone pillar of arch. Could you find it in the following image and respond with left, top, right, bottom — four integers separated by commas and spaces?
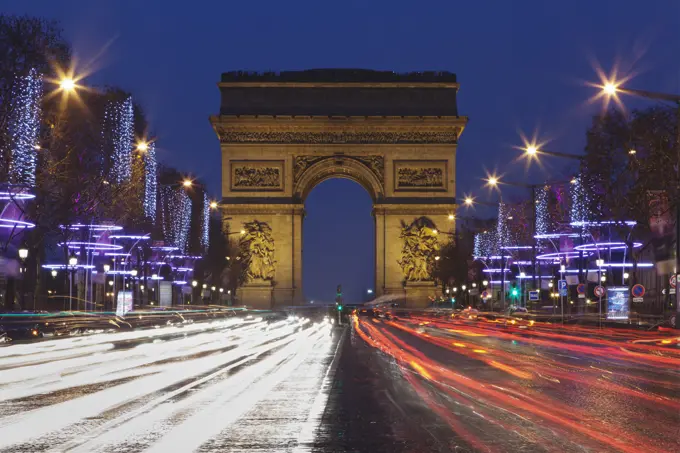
210, 69, 467, 308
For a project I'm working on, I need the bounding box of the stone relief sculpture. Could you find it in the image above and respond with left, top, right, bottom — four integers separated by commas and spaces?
398, 217, 440, 282
219, 130, 459, 145
233, 166, 281, 188
293, 155, 384, 183
397, 167, 443, 188
238, 221, 276, 281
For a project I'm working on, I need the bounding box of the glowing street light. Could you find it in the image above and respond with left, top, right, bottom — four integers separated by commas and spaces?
130, 269, 138, 277
525, 145, 538, 156
136, 141, 149, 152
103, 264, 110, 273
18, 247, 28, 260
603, 83, 618, 96
59, 78, 76, 92
182, 179, 193, 188
68, 255, 78, 267
51, 269, 58, 278
192, 280, 198, 287
209, 201, 218, 209
464, 197, 474, 206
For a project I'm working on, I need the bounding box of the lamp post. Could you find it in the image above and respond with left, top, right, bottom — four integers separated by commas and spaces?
596, 258, 604, 327
68, 255, 78, 311
599, 82, 680, 328
560, 264, 566, 324
18, 246, 28, 310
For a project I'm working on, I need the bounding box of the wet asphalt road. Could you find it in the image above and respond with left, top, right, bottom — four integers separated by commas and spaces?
0, 315, 340, 453
1, 313, 679, 452
331, 314, 680, 453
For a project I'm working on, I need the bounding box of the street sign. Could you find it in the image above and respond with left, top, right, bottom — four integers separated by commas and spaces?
481, 290, 489, 299
594, 286, 605, 298
578, 293, 585, 299
632, 297, 644, 303
576, 283, 586, 294
529, 290, 539, 301
631, 284, 645, 298
558, 280, 568, 297
670, 274, 677, 289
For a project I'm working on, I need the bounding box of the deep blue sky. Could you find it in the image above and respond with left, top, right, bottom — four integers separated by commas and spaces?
6, 0, 680, 302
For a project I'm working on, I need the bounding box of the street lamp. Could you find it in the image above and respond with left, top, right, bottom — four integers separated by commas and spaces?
18, 247, 28, 260
182, 179, 192, 188
131, 269, 138, 277
59, 78, 76, 92
136, 141, 149, 152
599, 76, 680, 320
68, 255, 77, 311
192, 280, 198, 287
103, 264, 110, 273
51, 269, 58, 278
482, 280, 488, 286
209, 201, 218, 209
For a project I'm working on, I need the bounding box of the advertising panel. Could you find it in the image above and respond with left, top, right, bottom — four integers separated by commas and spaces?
606, 287, 629, 320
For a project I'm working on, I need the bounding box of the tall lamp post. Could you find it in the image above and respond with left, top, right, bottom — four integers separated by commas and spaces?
596, 258, 605, 328
18, 246, 28, 310
600, 82, 680, 329
68, 255, 78, 311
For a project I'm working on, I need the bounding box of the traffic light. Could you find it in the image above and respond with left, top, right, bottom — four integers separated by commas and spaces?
337, 304, 343, 311
510, 287, 519, 298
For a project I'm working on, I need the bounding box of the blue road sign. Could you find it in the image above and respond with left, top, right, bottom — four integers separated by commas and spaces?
558, 280, 567, 297
529, 290, 539, 301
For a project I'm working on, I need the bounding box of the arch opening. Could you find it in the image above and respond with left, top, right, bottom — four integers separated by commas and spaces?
302, 178, 375, 304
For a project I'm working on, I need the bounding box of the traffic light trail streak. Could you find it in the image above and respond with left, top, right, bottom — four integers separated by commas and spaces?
0, 316, 338, 452
353, 315, 680, 452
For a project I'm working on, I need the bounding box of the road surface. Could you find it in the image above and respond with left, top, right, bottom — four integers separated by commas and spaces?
0, 315, 340, 452
2, 311, 679, 452
329, 313, 680, 452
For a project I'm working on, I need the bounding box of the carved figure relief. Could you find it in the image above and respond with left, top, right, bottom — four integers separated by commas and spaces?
293, 155, 384, 183
398, 217, 440, 282
234, 167, 280, 187
219, 130, 458, 145
394, 160, 447, 191
238, 221, 276, 281
231, 161, 284, 191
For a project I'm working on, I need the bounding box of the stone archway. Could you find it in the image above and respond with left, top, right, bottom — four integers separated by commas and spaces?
210, 69, 467, 308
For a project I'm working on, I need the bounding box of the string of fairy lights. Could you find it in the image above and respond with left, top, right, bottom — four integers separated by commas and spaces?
201, 192, 210, 251
143, 142, 157, 221
7, 68, 42, 188
103, 96, 134, 183
159, 185, 192, 253
474, 178, 595, 255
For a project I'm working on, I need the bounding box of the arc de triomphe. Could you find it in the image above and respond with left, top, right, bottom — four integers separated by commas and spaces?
210, 69, 467, 308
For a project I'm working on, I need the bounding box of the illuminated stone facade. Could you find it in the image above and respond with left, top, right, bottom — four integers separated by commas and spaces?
210, 69, 467, 308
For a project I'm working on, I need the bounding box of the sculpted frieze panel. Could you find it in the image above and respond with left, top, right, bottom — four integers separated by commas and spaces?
293, 155, 384, 183
218, 130, 458, 144
231, 160, 284, 191
394, 160, 447, 191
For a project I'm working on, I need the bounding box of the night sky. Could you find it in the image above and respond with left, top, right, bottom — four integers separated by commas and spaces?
5, 0, 680, 303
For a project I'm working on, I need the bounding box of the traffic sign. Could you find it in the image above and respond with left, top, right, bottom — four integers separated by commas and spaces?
529, 290, 539, 301
670, 274, 677, 289
594, 286, 605, 298
632, 297, 644, 303
481, 290, 489, 299
558, 280, 568, 297
631, 284, 645, 298
576, 283, 586, 294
